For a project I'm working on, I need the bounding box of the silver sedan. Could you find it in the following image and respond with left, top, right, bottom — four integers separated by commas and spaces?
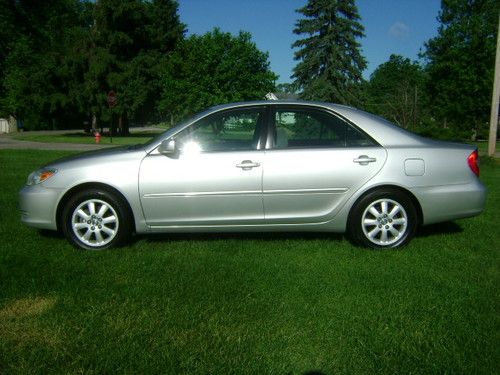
19, 101, 486, 250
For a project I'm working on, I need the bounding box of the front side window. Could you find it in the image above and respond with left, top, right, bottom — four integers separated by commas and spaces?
175, 107, 265, 153
273, 108, 375, 149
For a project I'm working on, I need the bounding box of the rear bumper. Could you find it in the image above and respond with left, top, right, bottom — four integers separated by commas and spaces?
19, 184, 63, 230
411, 179, 487, 225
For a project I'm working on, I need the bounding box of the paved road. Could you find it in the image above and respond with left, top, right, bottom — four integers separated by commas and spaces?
0, 135, 115, 151
0, 127, 161, 151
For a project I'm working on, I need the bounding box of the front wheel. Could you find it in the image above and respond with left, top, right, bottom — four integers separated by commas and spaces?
348, 189, 417, 249
61, 189, 132, 250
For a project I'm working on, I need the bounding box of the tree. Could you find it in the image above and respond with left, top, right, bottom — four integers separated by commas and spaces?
160, 29, 277, 122
365, 55, 427, 130
84, 0, 185, 134
0, 0, 91, 128
275, 83, 299, 99
291, 0, 367, 105
0, 0, 185, 132
0, 0, 16, 112
421, 0, 499, 139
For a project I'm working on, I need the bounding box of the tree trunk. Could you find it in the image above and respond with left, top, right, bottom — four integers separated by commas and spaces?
121, 113, 129, 136
118, 115, 123, 135
110, 113, 116, 136
91, 114, 98, 133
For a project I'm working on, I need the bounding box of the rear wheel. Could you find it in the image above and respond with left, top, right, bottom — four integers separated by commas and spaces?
62, 189, 132, 250
348, 189, 417, 249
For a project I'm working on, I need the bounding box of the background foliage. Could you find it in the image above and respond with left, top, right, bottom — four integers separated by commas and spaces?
0, 0, 276, 131
363, 55, 427, 131
420, 0, 499, 140
159, 28, 277, 123
292, 0, 499, 141
0, 0, 498, 141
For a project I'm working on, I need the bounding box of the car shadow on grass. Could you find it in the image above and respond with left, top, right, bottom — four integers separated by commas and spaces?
38, 229, 65, 239
137, 221, 464, 248
416, 221, 463, 238
37, 221, 464, 248
138, 231, 346, 244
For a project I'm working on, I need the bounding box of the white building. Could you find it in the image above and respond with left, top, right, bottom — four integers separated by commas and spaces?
0, 117, 17, 133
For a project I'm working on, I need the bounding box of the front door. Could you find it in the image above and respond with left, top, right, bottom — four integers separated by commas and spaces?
139, 106, 267, 227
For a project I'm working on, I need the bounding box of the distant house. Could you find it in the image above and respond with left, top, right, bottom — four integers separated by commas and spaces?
0, 117, 17, 133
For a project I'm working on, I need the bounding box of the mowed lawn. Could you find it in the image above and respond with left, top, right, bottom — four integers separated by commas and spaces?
0, 149, 498, 374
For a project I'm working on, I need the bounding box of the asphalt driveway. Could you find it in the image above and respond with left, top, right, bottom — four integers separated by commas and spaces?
0, 128, 160, 151
0, 135, 114, 151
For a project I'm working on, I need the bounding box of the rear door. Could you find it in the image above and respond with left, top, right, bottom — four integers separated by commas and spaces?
263, 105, 387, 223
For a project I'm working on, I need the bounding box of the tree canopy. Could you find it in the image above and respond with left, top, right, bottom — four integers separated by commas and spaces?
160, 29, 277, 122
291, 0, 366, 105
0, 0, 92, 128
1, 0, 498, 142
0, 1, 277, 131
86, 0, 185, 132
364, 55, 427, 130
421, 0, 499, 138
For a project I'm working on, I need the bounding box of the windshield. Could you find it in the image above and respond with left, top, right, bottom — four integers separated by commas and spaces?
141, 106, 223, 149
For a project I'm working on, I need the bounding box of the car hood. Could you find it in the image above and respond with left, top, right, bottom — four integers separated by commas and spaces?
45, 144, 147, 170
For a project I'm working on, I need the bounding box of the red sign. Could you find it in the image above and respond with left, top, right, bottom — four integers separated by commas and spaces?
107, 91, 117, 108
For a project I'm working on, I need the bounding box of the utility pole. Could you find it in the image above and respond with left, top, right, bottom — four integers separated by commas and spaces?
488, 14, 500, 156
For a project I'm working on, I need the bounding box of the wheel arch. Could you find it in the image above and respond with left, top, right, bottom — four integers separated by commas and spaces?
56, 182, 135, 233
348, 184, 423, 226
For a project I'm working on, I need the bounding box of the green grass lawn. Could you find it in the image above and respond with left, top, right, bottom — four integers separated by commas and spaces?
11, 130, 162, 145
0, 150, 498, 374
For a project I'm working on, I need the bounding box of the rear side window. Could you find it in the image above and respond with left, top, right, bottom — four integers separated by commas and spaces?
273, 108, 376, 149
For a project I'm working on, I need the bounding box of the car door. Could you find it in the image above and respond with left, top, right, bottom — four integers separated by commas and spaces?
139, 106, 267, 227
263, 105, 387, 223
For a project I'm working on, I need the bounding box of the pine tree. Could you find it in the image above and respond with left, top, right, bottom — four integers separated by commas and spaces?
291, 0, 366, 105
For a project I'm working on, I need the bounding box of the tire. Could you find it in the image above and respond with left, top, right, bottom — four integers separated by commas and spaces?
61, 189, 132, 250
348, 189, 417, 249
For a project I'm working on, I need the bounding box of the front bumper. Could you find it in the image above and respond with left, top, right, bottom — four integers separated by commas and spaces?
19, 184, 64, 230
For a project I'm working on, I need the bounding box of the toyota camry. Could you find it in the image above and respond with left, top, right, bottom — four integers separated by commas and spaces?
19, 101, 486, 250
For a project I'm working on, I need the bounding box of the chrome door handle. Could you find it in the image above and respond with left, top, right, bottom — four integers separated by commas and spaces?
236, 160, 261, 170
353, 155, 377, 165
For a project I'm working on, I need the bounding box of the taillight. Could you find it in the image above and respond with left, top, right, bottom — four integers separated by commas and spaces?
467, 149, 479, 177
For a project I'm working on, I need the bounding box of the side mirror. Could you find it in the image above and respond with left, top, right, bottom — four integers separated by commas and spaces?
158, 139, 177, 155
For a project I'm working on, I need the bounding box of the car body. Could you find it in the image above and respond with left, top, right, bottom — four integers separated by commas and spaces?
19, 101, 486, 250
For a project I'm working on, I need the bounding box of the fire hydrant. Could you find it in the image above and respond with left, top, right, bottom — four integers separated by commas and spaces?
94, 131, 101, 144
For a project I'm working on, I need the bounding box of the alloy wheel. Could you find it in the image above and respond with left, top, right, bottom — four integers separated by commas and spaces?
361, 198, 408, 246
71, 199, 119, 248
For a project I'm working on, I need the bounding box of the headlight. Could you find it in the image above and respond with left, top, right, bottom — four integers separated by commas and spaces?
27, 168, 58, 185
